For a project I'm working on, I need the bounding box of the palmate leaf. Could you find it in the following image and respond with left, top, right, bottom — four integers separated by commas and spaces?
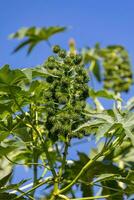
0, 65, 32, 114
89, 88, 121, 100
0, 63, 33, 93
0, 179, 29, 193
32, 65, 59, 78
9, 26, 67, 54
125, 97, 134, 111
0, 175, 27, 199
0, 193, 25, 200
101, 181, 123, 200
74, 108, 134, 145
92, 173, 121, 184
90, 60, 101, 82
82, 47, 101, 82
0, 65, 28, 88
0, 146, 17, 157
63, 152, 126, 198
0, 172, 12, 188
82, 44, 133, 93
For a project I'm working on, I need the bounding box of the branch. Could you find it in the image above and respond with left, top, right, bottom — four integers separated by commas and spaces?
5, 155, 47, 168
69, 194, 118, 200
10, 89, 57, 178
59, 142, 68, 178
12, 177, 52, 199
58, 151, 103, 194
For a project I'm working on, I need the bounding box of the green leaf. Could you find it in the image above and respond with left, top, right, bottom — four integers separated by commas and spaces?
0, 179, 29, 193
0, 193, 26, 200
92, 173, 119, 184
91, 60, 101, 82
0, 172, 12, 188
125, 130, 134, 146
12, 39, 33, 53
81, 183, 93, 197
21, 68, 32, 82
0, 146, 17, 157
27, 42, 38, 55
0, 104, 12, 115
0, 65, 27, 86
10, 26, 67, 54
96, 123, 112, 142
32, 65, 59, 78
126, 171, 134, 182
89, 88, 121, 100
0, 131, 11, 142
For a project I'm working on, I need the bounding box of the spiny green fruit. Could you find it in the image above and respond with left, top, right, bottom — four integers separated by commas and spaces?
52, 45, 60, 53
44, 46, 89, 142
69, 53, 75, 59
100, 46, 133, 93
64, 57, 72, 65
58, 49, 66, 58
73, 54, 82, 65
48, 56, 55, 62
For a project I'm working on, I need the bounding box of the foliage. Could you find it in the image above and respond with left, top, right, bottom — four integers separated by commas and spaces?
10, 26, 67, 54
82, 44, 133, 93
0, 25, 134, 200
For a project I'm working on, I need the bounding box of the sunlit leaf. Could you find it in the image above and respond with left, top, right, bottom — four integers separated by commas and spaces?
10, 26, 67, 54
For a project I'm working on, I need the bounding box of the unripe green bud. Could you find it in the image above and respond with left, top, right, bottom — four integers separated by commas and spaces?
53, 45, 60, 53
73, 54, 82, 65
58, 49, 66, 58
64, 57, 72, 65
48, 56, 55, 62
69, 53, 75, 59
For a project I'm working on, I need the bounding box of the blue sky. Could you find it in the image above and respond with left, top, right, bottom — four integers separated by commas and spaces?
1, 0, 134, 197
1, 0, 134, 68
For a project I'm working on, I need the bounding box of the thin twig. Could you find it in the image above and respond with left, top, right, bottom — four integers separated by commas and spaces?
12, 177, 52, 199
5, 155, 46, 168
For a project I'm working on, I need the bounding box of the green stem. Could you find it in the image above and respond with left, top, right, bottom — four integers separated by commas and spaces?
50, 177, 59, 200
58, 151, 103, 194
89, 60, 95, 89
94, 97, 104, 111
42, 142, 57, 177
50, 143, 69, 199
17, 189, 34, 200
10, 90, 57, 178
58, 194, 70, 200
5, 155, 45, 168
92, 182, 123, 193
59, 142, 68, 179
32, 146, 38, 197
69, 193, 118, 200
58, 135, 120, 196
79, 180, 123, 193
13, 178, 52, 199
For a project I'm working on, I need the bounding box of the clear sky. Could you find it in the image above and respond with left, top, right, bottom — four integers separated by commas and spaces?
1, 0, 134, 197
1, 0, 134, 68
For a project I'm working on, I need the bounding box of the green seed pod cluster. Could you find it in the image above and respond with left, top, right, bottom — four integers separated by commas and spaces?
44, 45, 89, 141
101, 46, 133, 93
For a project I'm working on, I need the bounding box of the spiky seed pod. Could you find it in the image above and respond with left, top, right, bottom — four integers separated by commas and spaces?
52, 45, 61, 53
64, 57, 72, 65
44, 45, 89, 141
58, 49, 66, 58
73, 54, 82, 65
100, 46, 133, 93
69, 53, 75, 59
48, 56, 55, 62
